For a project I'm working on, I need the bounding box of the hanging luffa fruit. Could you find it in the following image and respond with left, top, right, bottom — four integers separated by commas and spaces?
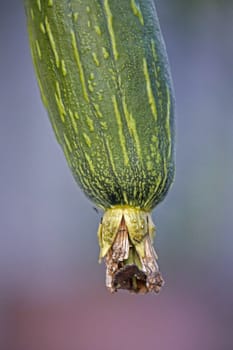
24, 0, 175, 293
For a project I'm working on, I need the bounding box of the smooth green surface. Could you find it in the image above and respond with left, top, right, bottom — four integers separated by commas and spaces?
25, 0, 175, 210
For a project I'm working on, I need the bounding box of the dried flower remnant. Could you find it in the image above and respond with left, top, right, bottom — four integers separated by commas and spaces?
98, 208, 164, 293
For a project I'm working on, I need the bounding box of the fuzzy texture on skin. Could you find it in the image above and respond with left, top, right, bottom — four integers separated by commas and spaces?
24, 0, 175, 210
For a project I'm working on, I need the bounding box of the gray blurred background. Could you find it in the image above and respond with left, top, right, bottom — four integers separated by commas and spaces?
0, 0, 233, 349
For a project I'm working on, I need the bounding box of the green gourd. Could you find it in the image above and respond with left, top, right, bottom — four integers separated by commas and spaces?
24, 0, 175, 293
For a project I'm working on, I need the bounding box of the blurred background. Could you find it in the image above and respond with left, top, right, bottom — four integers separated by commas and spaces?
0, 0, 233, 349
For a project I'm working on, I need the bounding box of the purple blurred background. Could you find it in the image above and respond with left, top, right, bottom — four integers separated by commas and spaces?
0, 1, 233, 349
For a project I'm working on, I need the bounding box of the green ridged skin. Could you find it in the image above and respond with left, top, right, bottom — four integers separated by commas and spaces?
24, 0, 175, 211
